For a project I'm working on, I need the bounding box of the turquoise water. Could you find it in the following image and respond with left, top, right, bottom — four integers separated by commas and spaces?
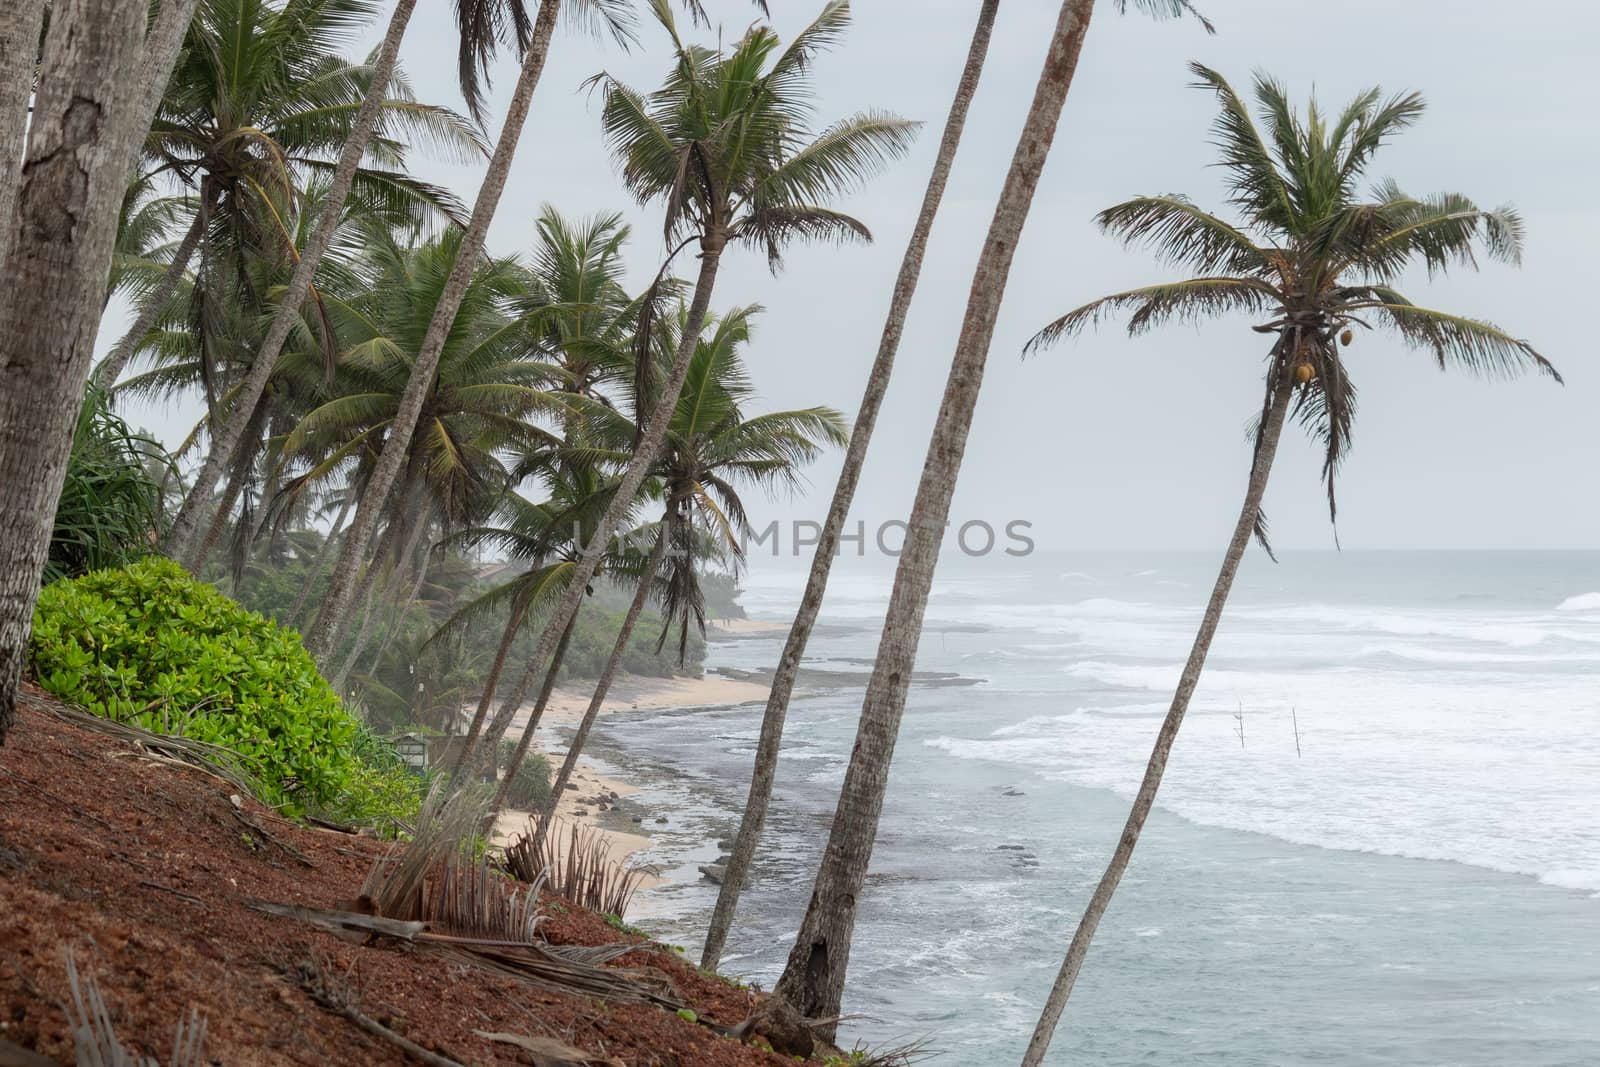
578, 551, 1600, 1064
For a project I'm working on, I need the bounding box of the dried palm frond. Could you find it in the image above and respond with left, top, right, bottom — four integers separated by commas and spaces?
419, 852, 543, 943
261, 901, 679, 1007
64, 953, 207, 1067
502, 815, 647, 918
361, 780, 491, 920
32, 694, 264, 802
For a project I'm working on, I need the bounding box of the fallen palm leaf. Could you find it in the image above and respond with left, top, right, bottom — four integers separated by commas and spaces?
503, 815, 646, 917
259, 901, 678, 1006
32, 696, 264, 803
64, 953, 207, 1067
474, 1031, 623, 1066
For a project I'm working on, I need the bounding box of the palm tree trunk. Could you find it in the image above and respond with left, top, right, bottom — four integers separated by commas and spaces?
288, 489, 353, 627
701, 0, 1001, 972
486, 601, 583, 824
534, 511, 673, 848
161, 0, 420, 565
324, 501, 404, 661
303, 0, 560, 659
0, 0, 48, 267
339, 504, 429, 688
363, 508, 432, 675
771, 0, 1100, 1034
457, 237, 725, 776
94, 182, 217, 389
367, 538, 430, 674
0, 0, 149, 742
447, 590, 531, 778
188, 389, 270, 574
1022, 366, 1294, 1065
331, 497, 422, 692
133, 0, 205, 140
333, 582, 382, 693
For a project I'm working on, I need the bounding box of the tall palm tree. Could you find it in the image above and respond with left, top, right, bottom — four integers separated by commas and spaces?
0, 0, 149, 743
285, 228, 561, 649
114, 177, 399, 575
443, 466, 641, 814
301, 0, 641, 659
770, 0, 1210, 1036
700, 0, 1001, 972
533, 303, 845, 830
442, 206, 645, 759
449, 0, 914, 776
99, 0, 481, 394
144, 0, 494, 570
1018, 66, 1559, 1064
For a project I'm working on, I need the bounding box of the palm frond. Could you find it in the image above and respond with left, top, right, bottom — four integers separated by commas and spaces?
1027, 277, 1276, 352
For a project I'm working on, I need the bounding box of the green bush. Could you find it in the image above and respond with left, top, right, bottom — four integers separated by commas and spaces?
29, 557, 420, 822
46, 387, 172, 584
496, 741, 551, 810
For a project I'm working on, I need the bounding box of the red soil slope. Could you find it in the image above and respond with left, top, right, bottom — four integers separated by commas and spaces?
0, 683, 794, 1066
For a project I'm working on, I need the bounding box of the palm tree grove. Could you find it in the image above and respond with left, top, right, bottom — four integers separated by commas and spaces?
2, 1, 1593, 1063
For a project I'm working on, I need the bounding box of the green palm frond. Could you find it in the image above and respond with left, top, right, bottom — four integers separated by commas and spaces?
1034, 65, 1559, 534
1094, 195, 1268, 275
1363, 298, 1560, 382
1027, 277, 1276, 351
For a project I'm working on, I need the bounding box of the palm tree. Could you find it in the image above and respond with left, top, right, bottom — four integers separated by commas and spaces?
533, 303, 845, 832
300, 0, 641, 660
700, 0, 1001, 972
285, 228, 560, 652
769, 0, 1210, 1036
448, 0, 914, 777
113, 178, 402, 576
141, 0, 489, 568
99, 0, 481, 394
440, 206, 644, 761
443, 468, 641, 815
1018, 66, 1559, 1063
0, 0, 149, 742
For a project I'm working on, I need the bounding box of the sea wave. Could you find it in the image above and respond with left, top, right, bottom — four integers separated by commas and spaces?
1556, 592, 1600, 612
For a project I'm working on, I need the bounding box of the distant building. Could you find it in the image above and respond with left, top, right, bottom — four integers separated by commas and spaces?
388, 731, 429, 774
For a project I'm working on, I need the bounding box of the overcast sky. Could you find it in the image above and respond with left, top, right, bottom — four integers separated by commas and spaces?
116, 0, 1600, 551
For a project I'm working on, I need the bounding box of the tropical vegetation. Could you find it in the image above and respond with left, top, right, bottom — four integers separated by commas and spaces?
28, 558, 421, 822
0, 0, 1565, 1062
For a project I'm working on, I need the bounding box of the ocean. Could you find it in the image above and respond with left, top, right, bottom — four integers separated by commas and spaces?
565, 550, 1600, 1064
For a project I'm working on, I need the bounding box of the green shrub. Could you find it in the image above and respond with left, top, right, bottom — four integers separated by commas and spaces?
496, 741, 551, 810
46, 387, 172, 584
29, 557, 420, 822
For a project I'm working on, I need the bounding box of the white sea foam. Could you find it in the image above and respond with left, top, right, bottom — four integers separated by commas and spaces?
1557, 592, 1600, 611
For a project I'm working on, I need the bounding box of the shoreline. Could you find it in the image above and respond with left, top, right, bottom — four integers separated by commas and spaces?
484, 667, 773, 897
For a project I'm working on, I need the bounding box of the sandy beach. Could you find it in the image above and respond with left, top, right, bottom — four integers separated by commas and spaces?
483, 668, 773, 890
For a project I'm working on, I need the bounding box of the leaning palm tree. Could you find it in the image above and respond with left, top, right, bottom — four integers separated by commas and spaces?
0, 0, 170, 742
284, 228, 562, 653
450, 467, 643, 820
532, 303, 845, 834
300, 0, 642, 659
441, 206, 647, 752
1018, 64, 1560, 1065
145, 0, 491, 567
770, 0, 1210, 1038
447, 0, 914, 775
700, 0, 1001, 973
